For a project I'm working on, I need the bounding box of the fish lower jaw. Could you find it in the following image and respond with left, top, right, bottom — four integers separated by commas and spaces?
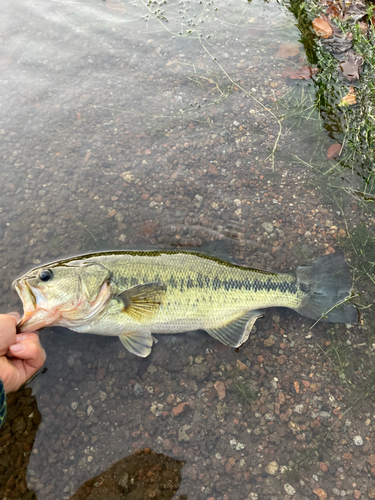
18, 308, 61, 332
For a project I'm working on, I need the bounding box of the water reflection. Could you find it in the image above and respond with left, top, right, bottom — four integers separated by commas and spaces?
0, 386, 40, 499
70, 448, 186, 500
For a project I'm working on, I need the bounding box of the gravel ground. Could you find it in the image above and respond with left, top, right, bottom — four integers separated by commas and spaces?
0, 0, 374, 499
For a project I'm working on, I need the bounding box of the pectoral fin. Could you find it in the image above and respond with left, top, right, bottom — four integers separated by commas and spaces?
205, 310, 263, 348
117, 282, 167, 322
119, 331, 154, 357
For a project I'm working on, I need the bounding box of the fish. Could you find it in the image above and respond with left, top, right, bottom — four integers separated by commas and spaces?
13, 250, 358, 357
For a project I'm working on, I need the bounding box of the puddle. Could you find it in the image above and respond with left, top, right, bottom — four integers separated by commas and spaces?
0, 0, 374, 499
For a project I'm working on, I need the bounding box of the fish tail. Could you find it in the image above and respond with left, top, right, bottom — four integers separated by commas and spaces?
294, 253, 358, 323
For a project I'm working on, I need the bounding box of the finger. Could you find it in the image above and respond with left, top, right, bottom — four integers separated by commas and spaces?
14, 332, 40, 343
0, 314, 18, 355
7, 311, 21, 322
9, 339, 46, 371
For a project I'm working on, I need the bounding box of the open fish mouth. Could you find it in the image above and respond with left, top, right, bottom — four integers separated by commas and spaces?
14, 279, 61, 332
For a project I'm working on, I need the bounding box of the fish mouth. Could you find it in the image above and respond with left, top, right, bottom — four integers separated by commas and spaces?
14, 279, 61, 332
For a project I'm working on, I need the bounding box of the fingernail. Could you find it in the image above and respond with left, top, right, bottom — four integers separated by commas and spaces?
7, 311, 21, 320
42, 348, 47, 361
9, 344, 25, 354
15, 334, 28, 342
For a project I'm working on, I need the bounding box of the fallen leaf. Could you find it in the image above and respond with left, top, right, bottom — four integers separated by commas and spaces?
358, 21, 368, 34
339, 58, 362, 82
327, 143, 342, 159
287, 66, 319, 80
326, 0, 343, 19
339, 87, 357, 106
312, 18, 333, 38
275, 43, 300, 59
106, 0, 126, 13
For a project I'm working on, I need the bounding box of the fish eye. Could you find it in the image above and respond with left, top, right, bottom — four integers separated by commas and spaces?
39, 269, 53, 282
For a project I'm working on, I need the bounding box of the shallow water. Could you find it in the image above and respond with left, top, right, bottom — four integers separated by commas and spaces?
1, 0, 374, 499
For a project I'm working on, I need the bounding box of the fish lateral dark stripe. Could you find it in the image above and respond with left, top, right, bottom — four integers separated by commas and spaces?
169, 276, 178, 289
186, 276, 194, 289
197, 274, 204, 289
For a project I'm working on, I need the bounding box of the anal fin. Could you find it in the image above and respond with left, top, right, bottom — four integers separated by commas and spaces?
205, 310, 263, 348
119, 330, 154, 357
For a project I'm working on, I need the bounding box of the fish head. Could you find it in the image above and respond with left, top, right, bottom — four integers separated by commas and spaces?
14, 260, 113, 332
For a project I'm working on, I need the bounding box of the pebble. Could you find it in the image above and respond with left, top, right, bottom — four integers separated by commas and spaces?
261, 222, 274, 233
265, 461, 278, 475
353, 435, 364, 446
214, 381, 226, 400
313, 488, 327, 500
284, 483, 296, 495
172, 402, 189, 416
133, 383, 143, 397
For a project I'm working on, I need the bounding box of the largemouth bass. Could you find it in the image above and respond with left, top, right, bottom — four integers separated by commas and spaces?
14, 251, 357, 357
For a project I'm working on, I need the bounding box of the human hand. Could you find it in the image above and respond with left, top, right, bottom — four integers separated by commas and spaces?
0, 313, 46, 393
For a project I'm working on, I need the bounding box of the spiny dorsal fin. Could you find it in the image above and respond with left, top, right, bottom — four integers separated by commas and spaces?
117, 282, 167, 322
119, 331, 154, 357
206, 310, 263, 348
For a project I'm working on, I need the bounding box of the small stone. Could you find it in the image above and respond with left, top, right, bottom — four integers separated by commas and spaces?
178, 426, 191, 442
354, 490, 361, 499
294, 404, 304, 415
247, 494, 258, 500
121, 171, 134, 182
173, 402, 189, 416
134, 383, 143, 397
236, 359, 248, 371
214, 381, 226, 400
353, 435, 364, 446
230, 439, 245, 451
163, 438, 173, 451
264, 337, 275, 347
166, 394, 175, 404
284, 483, 295, 495
147, 364, 157, 374
319, 462, 328, 472
118, 472, 129, 490
368, 488, 375, 499
313, 488, 327, 500
265, 461, 278, 475
262, 222, 273, 233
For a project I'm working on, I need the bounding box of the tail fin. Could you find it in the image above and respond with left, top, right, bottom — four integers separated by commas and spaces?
295, 253, 358, 323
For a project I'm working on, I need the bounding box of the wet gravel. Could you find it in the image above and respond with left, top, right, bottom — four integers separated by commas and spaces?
0, 0, 374, 499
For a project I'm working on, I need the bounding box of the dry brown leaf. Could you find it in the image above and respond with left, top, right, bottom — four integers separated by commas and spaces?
275, 43, 300, 59
327, 143, 342, 159
312, 18, 333, 38
339, 87, 357, 106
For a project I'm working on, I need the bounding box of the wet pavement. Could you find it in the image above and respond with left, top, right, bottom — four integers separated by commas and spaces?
0, 0, 374, 499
